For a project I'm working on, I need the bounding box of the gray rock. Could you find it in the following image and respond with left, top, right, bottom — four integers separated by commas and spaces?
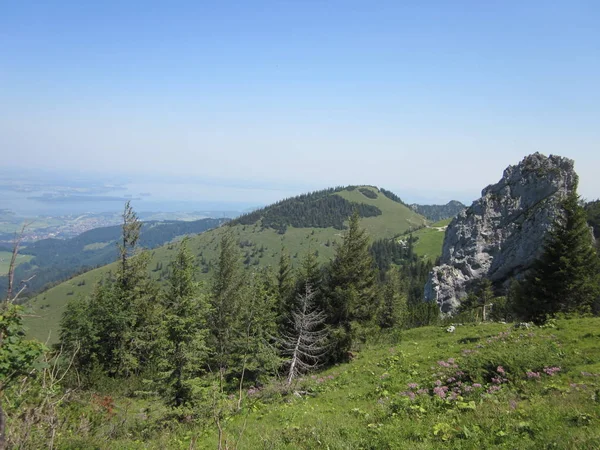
424, 153, 578, 314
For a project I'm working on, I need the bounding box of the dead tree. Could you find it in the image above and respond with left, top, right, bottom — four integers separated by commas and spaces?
281, 283, 329, 385
5, 223, 34, 305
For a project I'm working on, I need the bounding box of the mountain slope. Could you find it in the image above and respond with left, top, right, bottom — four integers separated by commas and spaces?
410, 200, 466, 221
25, 186, 427, 342
1, 218, 228, 297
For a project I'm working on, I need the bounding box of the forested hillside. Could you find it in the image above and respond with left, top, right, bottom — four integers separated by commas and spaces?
24, 186, 427, 342
230, 186, 382, 232
410, 200, 466, 221
0, 217, 227, 298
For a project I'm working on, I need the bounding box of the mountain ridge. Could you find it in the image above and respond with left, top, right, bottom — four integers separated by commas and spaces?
24, 185, 428, 342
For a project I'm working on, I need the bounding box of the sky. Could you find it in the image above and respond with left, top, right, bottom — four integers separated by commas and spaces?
1, 1, 599, 205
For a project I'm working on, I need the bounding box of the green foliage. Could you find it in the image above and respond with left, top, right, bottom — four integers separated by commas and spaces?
379, 188, 408, 206
25, 185, 427, 343
514, 192, 600, 323
230, 187, 382, 231
358, 187, 378, 199
276, 249, 295, 334
377, 268, 407, 329
208, 231, 246, 381
0, 304, 45, 388
0, 218, 225, 297
60, 204, 162, 379
158, 238, 210, 407
324, 211, 378, 362
370, 236, 416, 278
585, 199, 600, 241
410, 200, 466, 222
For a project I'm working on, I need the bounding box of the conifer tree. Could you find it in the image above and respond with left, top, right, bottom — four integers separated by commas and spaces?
60, 202, 160, 378
160, 238, 210, 407
235, 270, 280, 392
515, 191, 600, 323
377, 268, 407, 328
208, 231, 245, 386
325, 210, 377, 362
276, 249, 295, 330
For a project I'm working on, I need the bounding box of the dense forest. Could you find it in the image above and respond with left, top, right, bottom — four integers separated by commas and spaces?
0, 217, 227, 299
230, 187, 382, 232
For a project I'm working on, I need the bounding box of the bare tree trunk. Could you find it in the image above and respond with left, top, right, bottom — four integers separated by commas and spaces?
6, 224, 27, 304
286, 335, 302, 385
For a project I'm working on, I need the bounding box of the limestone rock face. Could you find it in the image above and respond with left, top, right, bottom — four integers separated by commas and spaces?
424, 153, 578, 313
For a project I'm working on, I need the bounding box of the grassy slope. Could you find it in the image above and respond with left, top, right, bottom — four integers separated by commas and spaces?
66, 317, 600, 449
0, 250, 33, 276
25, 186, 427, 342
408, 218, 452, 261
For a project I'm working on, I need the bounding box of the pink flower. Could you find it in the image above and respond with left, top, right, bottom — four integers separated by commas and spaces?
433, 386, 447, 398
526, 371, 541, 379
543, 367, 561, 376
497, 366, 505, 374
407, 383, 419, 390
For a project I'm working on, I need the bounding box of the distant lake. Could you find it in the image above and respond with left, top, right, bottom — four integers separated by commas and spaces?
0, 181, 270, 217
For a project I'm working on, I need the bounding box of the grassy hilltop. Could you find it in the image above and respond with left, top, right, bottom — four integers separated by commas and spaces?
25, 185, 431, 342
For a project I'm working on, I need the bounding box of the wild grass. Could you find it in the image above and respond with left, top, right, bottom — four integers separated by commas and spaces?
25, 317, 600, 449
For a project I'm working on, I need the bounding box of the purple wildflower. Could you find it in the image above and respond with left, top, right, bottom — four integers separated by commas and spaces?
543, 367, 561, 376
433, 386, 447, 398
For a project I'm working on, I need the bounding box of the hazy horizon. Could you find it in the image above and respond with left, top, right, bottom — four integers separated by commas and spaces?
2, 1, 599, 208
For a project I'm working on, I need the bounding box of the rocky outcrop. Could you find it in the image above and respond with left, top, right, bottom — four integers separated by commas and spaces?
424, 153, 579, 313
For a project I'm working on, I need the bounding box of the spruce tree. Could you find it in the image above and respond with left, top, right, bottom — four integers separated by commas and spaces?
160, 238, 210, 407
60, 202, 160, 378
276, 249, 295, 331
377, 268, 407, 329
515, 191, 600, 323
325, 210, 377, 362
208, 231, 245, 386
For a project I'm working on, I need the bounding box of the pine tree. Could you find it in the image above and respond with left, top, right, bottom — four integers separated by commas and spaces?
208, 231, 245, 386
235, 270, 280, 392
515, 191, 600, 323
377, 268, 407, 329
118, 201, 142, 291
160, 238, 210, 407
60, 202, 160, 378
276, 249, 295, 330
324, 210, 378, 362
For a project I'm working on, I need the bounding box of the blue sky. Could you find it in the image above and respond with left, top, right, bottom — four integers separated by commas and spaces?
1, 1, 599, 204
